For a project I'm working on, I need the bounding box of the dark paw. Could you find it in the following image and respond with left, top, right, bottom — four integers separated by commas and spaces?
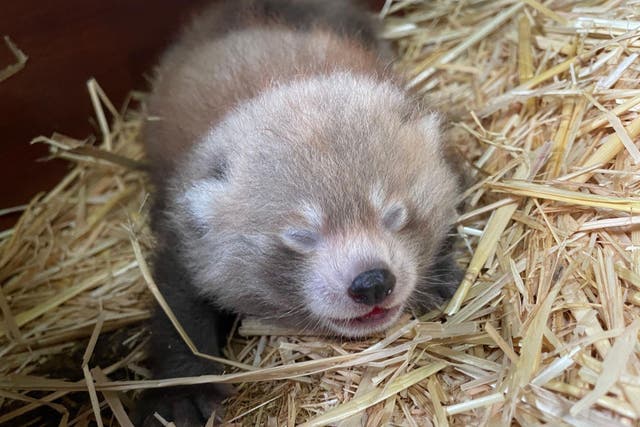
411, 253, 463, 314
429, 253, 463, 301
135, 383, 235, 427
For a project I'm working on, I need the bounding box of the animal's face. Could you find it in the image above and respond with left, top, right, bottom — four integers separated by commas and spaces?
283, 217, 417, 336
176, 185, 453, 338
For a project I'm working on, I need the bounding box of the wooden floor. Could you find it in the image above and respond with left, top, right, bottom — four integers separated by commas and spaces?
0, 0, 382, 229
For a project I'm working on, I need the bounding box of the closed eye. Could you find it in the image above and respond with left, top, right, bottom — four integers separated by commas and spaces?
281, 228, 320, 253
382, 202, 409, 232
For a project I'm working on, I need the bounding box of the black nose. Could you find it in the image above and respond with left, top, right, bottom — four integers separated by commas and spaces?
348, 269, 396, 305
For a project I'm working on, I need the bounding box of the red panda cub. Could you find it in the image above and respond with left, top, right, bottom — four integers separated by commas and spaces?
139, 0, 462, 424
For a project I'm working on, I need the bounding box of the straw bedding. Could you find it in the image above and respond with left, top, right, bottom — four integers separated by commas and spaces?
2, 0, 640, 425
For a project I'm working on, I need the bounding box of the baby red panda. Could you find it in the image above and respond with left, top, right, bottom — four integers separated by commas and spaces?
139, 0, 462, 424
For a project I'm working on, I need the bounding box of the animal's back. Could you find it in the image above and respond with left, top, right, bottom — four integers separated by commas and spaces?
144, 0, 388, 180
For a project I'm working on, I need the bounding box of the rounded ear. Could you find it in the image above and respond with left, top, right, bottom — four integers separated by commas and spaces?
281, 228, 320, 253
181, 179, 227, 227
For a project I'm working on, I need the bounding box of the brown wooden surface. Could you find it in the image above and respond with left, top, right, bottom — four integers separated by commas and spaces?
0, 0, 212, 229
0, 0, 382, 230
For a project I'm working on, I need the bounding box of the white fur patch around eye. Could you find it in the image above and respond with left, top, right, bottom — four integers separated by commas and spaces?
281, 228, 320, 253
182, 179, 227, 224
369, 182, 386, 211
382, 202, 409, 232
298, 201, 323, 229
417, 112, 443, 147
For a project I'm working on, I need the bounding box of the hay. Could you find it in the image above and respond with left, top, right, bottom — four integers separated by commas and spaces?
0, 36, 28, 83
2, 0, 640, 425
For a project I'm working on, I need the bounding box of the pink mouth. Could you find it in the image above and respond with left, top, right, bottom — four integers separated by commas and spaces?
355, 306, 389, 321
330, 305, 401, 328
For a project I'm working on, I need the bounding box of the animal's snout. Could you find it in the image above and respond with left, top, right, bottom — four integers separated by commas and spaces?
348, 269, 396, 305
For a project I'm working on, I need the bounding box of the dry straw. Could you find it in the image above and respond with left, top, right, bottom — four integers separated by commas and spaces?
0, 36, 28, 83
2, 0, 640, 425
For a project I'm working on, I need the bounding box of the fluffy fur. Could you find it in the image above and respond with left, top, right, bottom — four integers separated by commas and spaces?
139, 0, 462, 424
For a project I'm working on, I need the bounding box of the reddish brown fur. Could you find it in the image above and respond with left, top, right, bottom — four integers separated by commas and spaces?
145, 9, 389, 179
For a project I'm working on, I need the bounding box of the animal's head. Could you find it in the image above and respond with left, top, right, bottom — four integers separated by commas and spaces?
169, 73, 461, 336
